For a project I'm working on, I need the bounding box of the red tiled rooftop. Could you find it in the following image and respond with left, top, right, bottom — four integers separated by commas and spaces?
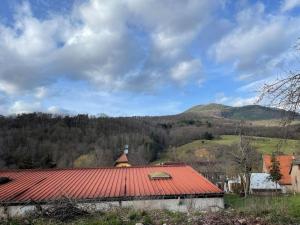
0, 165, 222, 204
263, 155, 293, 185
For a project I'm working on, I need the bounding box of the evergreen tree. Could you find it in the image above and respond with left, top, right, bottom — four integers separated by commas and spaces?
268, 153, 282, 193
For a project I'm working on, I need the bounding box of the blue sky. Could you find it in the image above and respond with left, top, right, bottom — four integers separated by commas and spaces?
0, 0, 300, 116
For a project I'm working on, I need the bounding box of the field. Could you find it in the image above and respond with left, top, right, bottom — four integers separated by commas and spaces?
224, 194, 300, 223
159, 135, 300, 162
249, 119, 300, 127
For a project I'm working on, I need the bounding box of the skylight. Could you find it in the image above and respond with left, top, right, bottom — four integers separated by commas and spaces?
0, 177, 11, 185
149, 171, 172, 180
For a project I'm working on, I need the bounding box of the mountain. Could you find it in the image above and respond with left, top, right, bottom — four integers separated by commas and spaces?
184, 103, 299, 121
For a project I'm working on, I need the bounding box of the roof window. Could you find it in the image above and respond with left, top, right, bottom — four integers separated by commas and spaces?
0, 177, 11, 185
149, 171, 172, 180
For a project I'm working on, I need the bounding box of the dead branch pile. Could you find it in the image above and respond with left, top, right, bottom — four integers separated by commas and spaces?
196, 213, 268, 225
42, 202, 89, 222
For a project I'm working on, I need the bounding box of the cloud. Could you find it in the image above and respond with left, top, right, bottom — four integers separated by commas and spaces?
214, 92, 259, 107
281, 0, 300, 12
0, 0, 218, 97
211, 2, 300, 80
170, 59, 201, 82
34, 87, 48, 99
214, 92, 230, 104
231, 96, 259, 107
8, 100, 42, 114
47, 106, 71, 114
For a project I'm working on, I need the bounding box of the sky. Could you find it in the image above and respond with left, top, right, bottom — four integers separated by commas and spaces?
0, 0, 300, 116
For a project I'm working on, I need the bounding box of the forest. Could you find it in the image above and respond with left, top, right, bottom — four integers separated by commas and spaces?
1, 110, 300, 169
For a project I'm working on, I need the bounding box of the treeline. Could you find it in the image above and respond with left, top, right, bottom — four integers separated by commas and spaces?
0, 113, 299, 169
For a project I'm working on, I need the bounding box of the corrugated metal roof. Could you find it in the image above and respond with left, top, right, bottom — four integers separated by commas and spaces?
263, 155, 293, 185
0, 165, 222, 204
250, 173, 282, 190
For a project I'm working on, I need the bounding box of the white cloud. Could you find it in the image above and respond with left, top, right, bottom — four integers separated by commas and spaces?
8, 100, 42, 114
0, 0, 217, 97
215, 92, 230, 104
0, 80, 19, 95
281, 0, 300, 12
214, 92, 259, 107
34, 87, 48, 99
211, 2, 300, 80
170, 59, 201, 82
47, 106, 71, 114
231, 96, 259, 107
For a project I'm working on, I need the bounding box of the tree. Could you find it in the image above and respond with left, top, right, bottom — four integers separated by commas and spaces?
230, 122, 260, 197
202, 131, 214, 140
259, 41, 300, 123
268, 153, 282, 193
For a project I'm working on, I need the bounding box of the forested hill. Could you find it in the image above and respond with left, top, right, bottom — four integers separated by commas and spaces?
0, 105, 299, 169
184, 103, 300, 120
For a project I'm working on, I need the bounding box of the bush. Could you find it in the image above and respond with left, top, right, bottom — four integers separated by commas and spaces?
202, 132, 214, 140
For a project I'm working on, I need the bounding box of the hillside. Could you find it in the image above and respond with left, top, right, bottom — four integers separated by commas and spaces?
184, 103, 299, 121
1, 102, 300, 170
157, 135, 300, 171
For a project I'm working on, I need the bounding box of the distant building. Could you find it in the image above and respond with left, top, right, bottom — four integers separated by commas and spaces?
189, 160, 225, 189
115, 145, 131, 167
0, 164, 224, 217
250, 173, 282, 195
114, 153, 131, 167
290, 157, 300, 193
262, 154, 293, 192
225, 177, 242, 193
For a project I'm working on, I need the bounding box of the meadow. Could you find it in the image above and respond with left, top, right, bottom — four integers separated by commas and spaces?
169, 135, 300, 159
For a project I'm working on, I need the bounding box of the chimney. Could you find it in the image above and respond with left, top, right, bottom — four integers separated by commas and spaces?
124, 144, 129, 155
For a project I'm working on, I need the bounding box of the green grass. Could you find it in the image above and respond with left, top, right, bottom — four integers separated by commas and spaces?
161, 135, 300, 162
224, 194, 300, 222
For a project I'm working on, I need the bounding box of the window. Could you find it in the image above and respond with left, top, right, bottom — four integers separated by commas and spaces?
0, 177, 11, 185
149, 171, 172, 180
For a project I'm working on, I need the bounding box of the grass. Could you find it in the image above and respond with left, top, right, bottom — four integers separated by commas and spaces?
250, 119, 300, 127
159, 135, 300, 162
224, 194, 300, 222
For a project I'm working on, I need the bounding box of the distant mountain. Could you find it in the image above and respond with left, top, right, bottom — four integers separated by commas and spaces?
184, 103, 299, 121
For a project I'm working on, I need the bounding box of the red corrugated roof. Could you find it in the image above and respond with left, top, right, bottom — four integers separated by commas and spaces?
263, 155, 293, 185
0, 165, 222, 204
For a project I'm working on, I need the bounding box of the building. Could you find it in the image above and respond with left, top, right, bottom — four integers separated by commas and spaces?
114, 153, 131, 167
250, 173, 282, 195
262, 154, 293, 192
225, 177, 242, 193
290, 157, 300, 193
0, 164, 224, 217
189, 160, 225, 189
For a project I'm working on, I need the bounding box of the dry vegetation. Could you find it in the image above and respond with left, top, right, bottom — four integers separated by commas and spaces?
2, 195, 300, 225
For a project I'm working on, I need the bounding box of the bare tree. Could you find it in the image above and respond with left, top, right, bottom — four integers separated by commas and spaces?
259, 72, 300, 120
231, 122, 260, 197
259, 41, 300, 123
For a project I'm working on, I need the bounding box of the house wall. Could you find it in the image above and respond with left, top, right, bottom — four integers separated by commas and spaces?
0, 197, 224, 218
290, 165, 300, 193
281, 184, 293, 193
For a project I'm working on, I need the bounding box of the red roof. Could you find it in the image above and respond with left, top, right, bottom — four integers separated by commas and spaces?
0, 165, 222, 204
115, 153, 129, 164
263, 155, 293, 185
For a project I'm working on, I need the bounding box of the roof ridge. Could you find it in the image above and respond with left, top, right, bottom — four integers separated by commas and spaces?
0, 164, 188, 172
